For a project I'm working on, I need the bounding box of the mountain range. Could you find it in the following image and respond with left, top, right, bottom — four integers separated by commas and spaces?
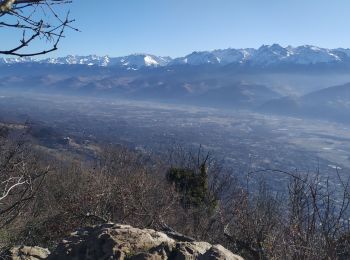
2, 44, 350, 124
2, 44, 350, 69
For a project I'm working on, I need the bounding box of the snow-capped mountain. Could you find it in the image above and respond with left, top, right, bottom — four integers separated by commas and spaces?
1, 44, 350, 68
173, 44, 350, 66
109, 54, 172, 69
171, 48, 256, 65
250, 44, 345, 65
285, 45, 344, 64
43, 55, 110, 67
0, 54, 171, 68
0, 57, 35, 64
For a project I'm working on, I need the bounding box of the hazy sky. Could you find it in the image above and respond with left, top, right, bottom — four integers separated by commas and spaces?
3, 0, 350, 57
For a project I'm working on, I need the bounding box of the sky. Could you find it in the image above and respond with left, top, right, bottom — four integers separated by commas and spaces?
2, 0, 350, 57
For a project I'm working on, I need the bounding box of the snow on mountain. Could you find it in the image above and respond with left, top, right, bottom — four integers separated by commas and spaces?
212, 48, 255, 64
1, 45, 350, 67
283, 45, 343, 64
335, 48, 350, 58
250, 44, 292, 65
42, 55, 110, 67
171, 51, 220, 65
173, 44, 350, 66
109, 54, 172, 68
171, 48, 256, 65
0, 54, 171, 68
0, 57, 34, 64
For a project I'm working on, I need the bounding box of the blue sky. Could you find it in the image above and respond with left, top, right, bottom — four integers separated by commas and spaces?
3, 0, 350, 57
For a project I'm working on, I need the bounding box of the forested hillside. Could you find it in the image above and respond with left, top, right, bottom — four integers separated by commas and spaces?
0, 123, 349, 259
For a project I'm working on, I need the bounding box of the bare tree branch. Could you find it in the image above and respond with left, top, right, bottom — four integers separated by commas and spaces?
0, 0, 75, 57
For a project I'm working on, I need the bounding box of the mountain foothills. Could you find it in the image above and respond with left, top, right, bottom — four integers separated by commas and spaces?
2, 44, 350, 123
261, 82, 350, 122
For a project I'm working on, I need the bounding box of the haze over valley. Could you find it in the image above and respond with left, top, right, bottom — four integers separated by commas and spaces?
2, 45, 350, 186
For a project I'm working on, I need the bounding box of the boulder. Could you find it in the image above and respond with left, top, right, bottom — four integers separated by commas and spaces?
49, 223, 243, 259
6, 246, 50, 260
6, 223, 243, 260
200, 245, 244, 260
172, 241, 212, 259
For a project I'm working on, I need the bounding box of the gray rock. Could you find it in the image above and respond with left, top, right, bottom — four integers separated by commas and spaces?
200, 245, 244, 260
7, 223, 243, 260
6, 246, 50, 260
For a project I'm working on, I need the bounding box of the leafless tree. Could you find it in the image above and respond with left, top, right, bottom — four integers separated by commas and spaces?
222, 168, 350, 260
0, 126, 49, 227
0, 0, 76, 57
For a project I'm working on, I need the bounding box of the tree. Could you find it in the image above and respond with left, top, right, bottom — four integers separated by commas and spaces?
166, 147, 215, 208
167, 164, 211, 209
0, 0, 76, 57
0, 126, 49, 227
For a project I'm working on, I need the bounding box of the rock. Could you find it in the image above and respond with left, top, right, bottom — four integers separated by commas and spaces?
49, 223, 243, 260
6, 223, 243, 260
49, 223, 176, 260
6, 246, 50, 260
173, 242, 212, 259
200, 245, 244, 260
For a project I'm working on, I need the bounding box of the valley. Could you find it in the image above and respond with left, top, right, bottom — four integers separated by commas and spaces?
1, 45, 350, 191
0, 92, 349, 189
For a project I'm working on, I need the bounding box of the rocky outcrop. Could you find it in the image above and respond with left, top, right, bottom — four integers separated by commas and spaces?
5, 246, 50, 260
50, 223, 243, 260
5, 223, 243, 260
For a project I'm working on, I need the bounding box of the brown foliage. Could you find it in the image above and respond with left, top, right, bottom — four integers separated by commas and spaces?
0, 138, 349, 259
